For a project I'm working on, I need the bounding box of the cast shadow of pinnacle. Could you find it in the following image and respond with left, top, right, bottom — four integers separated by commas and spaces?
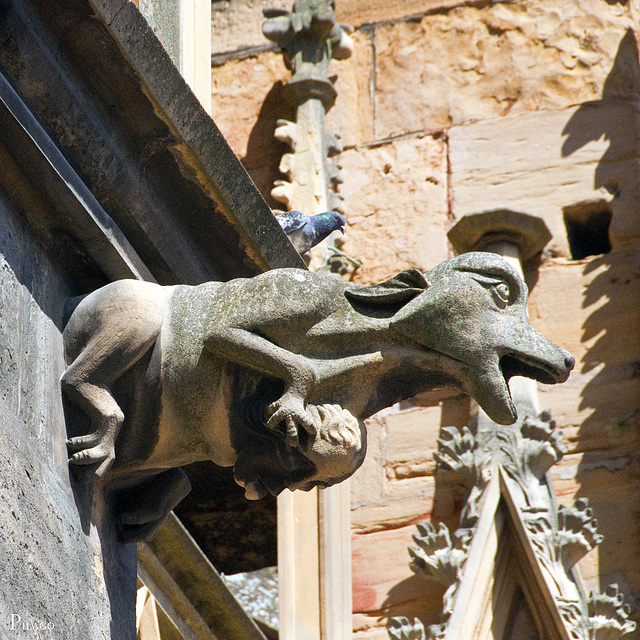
561, 28, 640, 597
242, 80, 296, 210
561, 28, 640, 436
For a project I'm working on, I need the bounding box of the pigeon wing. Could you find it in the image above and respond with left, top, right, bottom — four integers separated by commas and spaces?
276, 210, 307, 234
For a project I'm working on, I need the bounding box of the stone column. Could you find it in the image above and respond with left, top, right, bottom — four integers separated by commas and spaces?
263, 3, 353, 638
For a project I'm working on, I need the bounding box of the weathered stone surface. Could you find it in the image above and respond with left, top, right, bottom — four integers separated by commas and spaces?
385, 406, 441, 479
449, 103, 640, 258
325, 29, 375, 148
351, 477, 435, 533
209, 0, 469, 56
0, 197, 136, 638
549, 453, 640, 597
210, 51, 291, 160
338, 135, 449, 284
335, 0, 465, 28
353, 625, 392, 640
350, 415, 385, 507
209, 51, 293, 206
211, 0, 291, 55
374, 1, 638, 138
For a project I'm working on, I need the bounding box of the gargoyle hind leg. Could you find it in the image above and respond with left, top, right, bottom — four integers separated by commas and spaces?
62, 281, 167, 480
114, 467, 191, 543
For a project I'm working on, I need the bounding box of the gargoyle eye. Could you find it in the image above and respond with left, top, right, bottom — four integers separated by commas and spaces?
492, 282, 510, 309
470, 274, 511, 308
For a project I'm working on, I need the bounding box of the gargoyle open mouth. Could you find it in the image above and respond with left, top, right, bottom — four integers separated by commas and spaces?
473, 348, 574, 426
499, 352, 573, 386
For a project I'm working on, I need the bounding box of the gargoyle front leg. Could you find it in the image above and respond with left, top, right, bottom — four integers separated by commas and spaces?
205, 328, 318, 446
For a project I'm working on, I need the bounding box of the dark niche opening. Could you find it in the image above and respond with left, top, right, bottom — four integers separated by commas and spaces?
563, 202, 613, 260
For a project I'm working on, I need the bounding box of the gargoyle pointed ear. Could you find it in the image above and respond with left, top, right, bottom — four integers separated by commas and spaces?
345, 269, 429, 307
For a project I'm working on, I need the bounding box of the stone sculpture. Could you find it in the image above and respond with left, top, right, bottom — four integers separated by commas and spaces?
62, 252, 574, 541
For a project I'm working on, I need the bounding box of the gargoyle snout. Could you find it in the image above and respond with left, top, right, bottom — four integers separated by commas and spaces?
562, 352, 576, 376
502, 331, 574, 386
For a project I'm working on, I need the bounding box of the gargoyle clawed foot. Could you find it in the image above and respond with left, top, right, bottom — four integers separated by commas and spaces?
67, 437, 116, 480
266, 392, 318, 447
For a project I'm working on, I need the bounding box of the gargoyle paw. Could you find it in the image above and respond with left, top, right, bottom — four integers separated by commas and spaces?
68, 443, 116, 481
266, 394, 318, 448
67, 433, 102, 452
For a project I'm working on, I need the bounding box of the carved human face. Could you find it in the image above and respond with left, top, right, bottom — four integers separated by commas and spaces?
233, 404, 366, 500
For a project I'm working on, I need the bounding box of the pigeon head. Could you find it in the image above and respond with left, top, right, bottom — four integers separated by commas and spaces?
316, 211, 346, 235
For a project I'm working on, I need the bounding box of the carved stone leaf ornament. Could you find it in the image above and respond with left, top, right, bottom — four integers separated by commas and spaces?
409, 522, 470, 620
389, 410, 636, 640
388, 616, 426, 640
587, 586, 637, 640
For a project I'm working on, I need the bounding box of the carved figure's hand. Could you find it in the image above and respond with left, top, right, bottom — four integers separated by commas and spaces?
266, 391, 318, 447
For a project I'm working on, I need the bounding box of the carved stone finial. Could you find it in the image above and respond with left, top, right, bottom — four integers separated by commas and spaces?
409, 522, 468, 587
525, 497, 603, 595
263, 0, 352, 109
556, 498, 604, 571
447, 208, 552, 262
264, 0, 352, 272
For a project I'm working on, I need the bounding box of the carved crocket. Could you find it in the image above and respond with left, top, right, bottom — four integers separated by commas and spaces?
61, 252, 574, 541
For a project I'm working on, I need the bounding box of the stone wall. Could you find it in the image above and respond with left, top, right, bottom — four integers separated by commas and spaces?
0, 187, 136, 638
209, 1, 640, 637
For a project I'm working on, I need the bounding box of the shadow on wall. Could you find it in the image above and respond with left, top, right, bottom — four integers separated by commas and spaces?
561, 28, 640, 593
562, 28, 640, 441
242, 81, 295, 210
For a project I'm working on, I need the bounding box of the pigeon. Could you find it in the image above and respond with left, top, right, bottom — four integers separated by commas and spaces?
277, 210, 346, 255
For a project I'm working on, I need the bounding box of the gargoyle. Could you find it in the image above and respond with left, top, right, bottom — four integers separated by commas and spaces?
61, 251, 574, 541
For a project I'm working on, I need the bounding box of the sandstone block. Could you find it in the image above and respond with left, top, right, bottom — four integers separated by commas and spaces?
449, 103, 640, 258
211, 0, 291, 55
549, 453, 640, 595
384, 405, 441, 479
210, 52, 290, 159
210, 52, 292, 204
530, 255, 640, 444
352, 525, 446, 624
338, 135, 449, 284
325, 29, 375, 148
336, 0, 464, 28
374, 1, 638, 138
353, 625, 392, 640
351, 480, 435, 533
351, 415, 385, 507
